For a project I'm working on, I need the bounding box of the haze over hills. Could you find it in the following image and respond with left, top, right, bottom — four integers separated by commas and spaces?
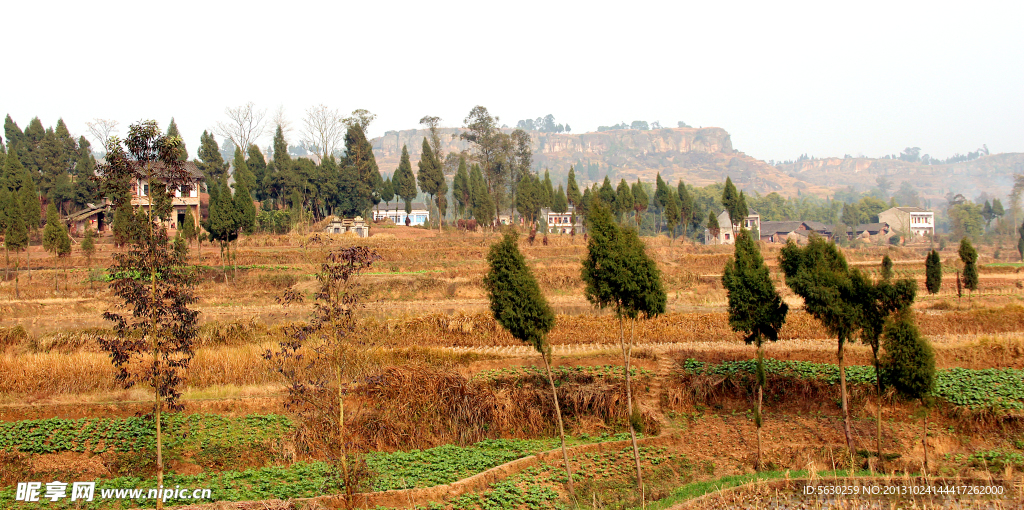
369, 127, 1022, 201
370, 127, 831, 196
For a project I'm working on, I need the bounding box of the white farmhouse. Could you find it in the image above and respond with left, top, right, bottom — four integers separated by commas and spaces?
877, 207, 934, 239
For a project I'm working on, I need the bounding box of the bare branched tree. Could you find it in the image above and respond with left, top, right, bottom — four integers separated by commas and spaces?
302, 105, 346, 161
272, 105, 293, 138
86, 119, 119, 150
216, 102, 267, 156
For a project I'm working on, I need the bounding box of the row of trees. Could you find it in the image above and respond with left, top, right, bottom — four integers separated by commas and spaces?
725, 230, 936, 472
484, 197, 666, 500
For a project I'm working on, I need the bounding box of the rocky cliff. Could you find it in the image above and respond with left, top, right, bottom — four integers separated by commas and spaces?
371, 127, 826, 196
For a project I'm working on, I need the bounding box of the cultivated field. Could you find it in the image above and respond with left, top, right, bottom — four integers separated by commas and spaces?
1, 226, 1023, 509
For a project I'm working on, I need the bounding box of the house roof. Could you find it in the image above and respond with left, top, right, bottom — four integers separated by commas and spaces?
66, 203, 110, 222
853, 222, 889, 234
377, 201, 429, 212
892, 206, 930, 213
759, 221, 809, 236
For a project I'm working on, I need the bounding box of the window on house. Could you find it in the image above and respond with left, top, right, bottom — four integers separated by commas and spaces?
143, 184, 149, 196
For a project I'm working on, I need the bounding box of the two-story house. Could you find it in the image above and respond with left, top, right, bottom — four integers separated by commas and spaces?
130, 161, 203, 231
67, 161, 202, 235
704, 210, 761, 244
542, 206, 584, 235
877, 207, 934, 239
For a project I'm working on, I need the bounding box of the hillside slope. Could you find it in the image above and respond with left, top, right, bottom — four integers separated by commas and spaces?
370, 127, 828, 196
370, 128, 1023, 199
776, 154, 1024, 201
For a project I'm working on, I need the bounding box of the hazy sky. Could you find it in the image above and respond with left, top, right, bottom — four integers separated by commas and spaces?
3, 1, 1021, 164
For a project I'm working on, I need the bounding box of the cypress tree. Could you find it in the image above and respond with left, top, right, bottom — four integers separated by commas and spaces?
616, 179, 633, 222
631, 179, 648, 230
233, 179, 256, 235
380, 177, 394, 212
197, 131, 229, 186
599, 176, 616, 210
483, 230, 574, 497
232, 146, 255, 197
417, 138, 444, 228
470, 163, 494, 227
247, 145, 268, 199
43, 202, 67, 291
881, 255, 893, 280
880, 312, 936, 473
664, 190, 680, 243
721, 176, 738, 233
542, 169, 554, 209
959, 238, 978, 297
5, 194, 27, 298
707, 211, 720, 244
393, 145, 417, 215
566, 166, 581, 209
81, 228, 96, 270
165, 118, 188, 161
582, 202, 666, 495
678, 180, 694, 239
552, 184, 568, 215
779, 237, 861, 467
452, 156, 471, 218
722, 229, 788, 469
654, 173, 669, 233
925, 250, 937, 294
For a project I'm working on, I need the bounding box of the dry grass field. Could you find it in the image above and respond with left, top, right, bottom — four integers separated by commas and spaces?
1, 227, 1022, 509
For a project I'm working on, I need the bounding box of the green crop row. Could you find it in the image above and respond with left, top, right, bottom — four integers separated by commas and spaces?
0, 434, 634, 508
476, 365, 652, 382
0, 414, 292, 454
682, 359, 1024, 411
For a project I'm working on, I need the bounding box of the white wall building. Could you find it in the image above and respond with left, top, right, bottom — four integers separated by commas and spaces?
374, 202, 429, 226
704, 210, 760, 245
543, 206, 584, 234
877, 207, 934, 238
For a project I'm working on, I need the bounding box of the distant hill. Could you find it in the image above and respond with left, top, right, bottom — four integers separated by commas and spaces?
370, 127, 830, 196
776, 154, 1024, 201
369, 128, 1023, 200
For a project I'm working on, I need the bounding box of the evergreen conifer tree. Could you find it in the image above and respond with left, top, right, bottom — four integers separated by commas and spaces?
881, 255, 894, 280
380, 177, 394, 212
582, 202, 666, 495
632, 179, 648, 229
232, 146, 255, 197
880, 312, 935, 473
959, 238, 978, 297
707, 211, 720, 244
721, 176, 739, 232
234, 180, 256, 235
417, 139, 444, 228
616, 179, 633, 221
452, 156, 471, 218
677, 180, 693, 238
722, 229, 788, 469
246, 145, 267, 199
566, 166, 581, 209
470, 163, 493, 227
165, 119, 188, 161
542, 170, 554, 209
393, 145, 417, 215
664, 190, 680, 243
43, 202, 68, 291
925, 250, 942, 294
483, 230, 574, 496
552, 184, 568, 215
82, 228, 96, 269
197, 131, 229, 186
779, 237, 862, 466
5, 194, 27, 298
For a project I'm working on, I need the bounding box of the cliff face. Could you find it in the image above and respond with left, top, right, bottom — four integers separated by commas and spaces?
371, 127, 823, 196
